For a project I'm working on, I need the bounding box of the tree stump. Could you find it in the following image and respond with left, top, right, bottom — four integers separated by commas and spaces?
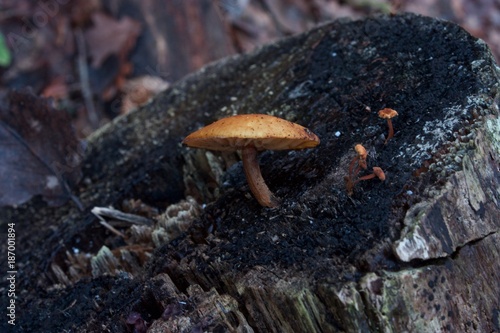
1, 13, 499, 332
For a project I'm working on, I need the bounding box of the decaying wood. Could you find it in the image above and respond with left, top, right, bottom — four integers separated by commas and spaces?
1, 13, 499, 332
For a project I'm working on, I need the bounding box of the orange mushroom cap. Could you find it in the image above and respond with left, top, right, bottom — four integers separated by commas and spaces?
182, 114, 320, 151
378, 108, 398, 119
354, 144, 367, 159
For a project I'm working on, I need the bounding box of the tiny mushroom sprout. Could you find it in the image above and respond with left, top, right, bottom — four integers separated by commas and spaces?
378, 108, 398, 144
352, 144, 368, 173
356, 166, 386, 183
346, 144, 369, 195
182, 114, 320, 207
354, 144, 368, 163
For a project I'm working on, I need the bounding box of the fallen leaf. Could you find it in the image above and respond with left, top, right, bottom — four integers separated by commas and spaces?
120, 76, 169, 114
85, 12, 141, 68
41, 76, 69, 100
0, 90, 84, 207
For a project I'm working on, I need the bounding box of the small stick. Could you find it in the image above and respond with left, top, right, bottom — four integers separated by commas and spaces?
99, 220, 127, 239
91, 207, 154, 226
75, 28, 99, 129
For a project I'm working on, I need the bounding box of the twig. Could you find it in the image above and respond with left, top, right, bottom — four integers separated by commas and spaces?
75, 28, 99, 129
99, 220, 127, 239
91, 207, 154, 226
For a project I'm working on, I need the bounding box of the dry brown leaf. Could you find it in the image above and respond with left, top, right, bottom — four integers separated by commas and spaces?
41, 76, 69, 100
0, 90, 83, 207
120, 76, 169, 114
84, 12, 141, 68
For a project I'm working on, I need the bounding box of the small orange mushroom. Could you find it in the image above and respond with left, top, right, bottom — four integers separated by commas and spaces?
378, 108, 398, 144
182, 114, 320, 207
349, 143, 368, 176
354, 144, 368, 164
355, 166, 386, 183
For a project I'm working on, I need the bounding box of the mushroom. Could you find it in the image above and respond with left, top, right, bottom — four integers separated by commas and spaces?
349, 143, 368, 177
355, 166, 386, 182
378, 108, 398, 144
346, 144, 374, 195
182, 114, 320, 207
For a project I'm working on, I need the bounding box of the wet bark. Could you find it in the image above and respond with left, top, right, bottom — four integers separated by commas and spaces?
1, 13, 499, 333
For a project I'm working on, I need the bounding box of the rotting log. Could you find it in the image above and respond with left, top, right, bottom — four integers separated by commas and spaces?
1, 13, 499, 332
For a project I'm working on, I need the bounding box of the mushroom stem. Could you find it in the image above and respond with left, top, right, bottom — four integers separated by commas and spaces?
385, 119, 394, 144
241, 146, 279, 208
348, 156, 358, 178
354, 173, 376, 183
